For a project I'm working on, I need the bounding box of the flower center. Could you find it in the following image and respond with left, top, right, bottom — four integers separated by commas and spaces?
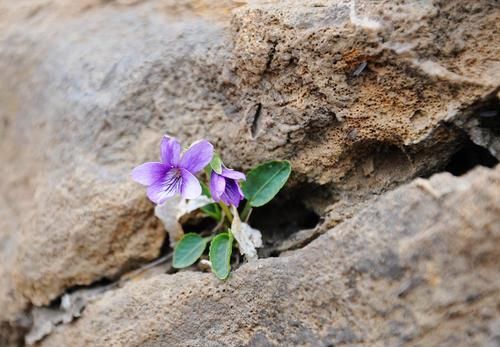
171, 168, 182, 178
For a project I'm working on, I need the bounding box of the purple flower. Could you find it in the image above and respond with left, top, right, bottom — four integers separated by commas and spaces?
210, 167, 246, 207
131, 136, 213, 204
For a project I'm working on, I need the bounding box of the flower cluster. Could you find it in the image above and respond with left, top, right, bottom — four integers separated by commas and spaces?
131, 136, 245, 206
131, 135, 291, 280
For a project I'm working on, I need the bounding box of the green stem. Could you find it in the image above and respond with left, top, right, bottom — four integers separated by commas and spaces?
203, 235, 215, 243
240, 201, 253, 222
219, 202, 233, 223
244, 208, 253, 223
210, 209, 225, 234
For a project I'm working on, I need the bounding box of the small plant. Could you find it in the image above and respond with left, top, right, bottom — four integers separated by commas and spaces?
131, 135, 291, 279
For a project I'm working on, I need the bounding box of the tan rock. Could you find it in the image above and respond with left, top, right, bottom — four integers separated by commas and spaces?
0, 0, 498, 338
39, 166, 500, 346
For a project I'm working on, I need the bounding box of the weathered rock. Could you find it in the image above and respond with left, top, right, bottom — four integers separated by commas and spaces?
0, 0, 498, 337
1, 322, 27, 347
0, 0, 233, 317
452, 92, 500, 160
223, 0, 499, 188
38, 166, 500, 346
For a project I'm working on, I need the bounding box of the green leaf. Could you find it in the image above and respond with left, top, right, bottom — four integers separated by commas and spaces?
200, 182, 222, 220
173, 233, 207, 269
201, 203, 221, 221
210, 153, 223, 174
241, 160, 291, 207
209, 232, 233, 280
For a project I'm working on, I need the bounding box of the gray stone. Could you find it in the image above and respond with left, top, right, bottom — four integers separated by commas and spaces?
39, 166, 500, 346
0, 0, 498, 343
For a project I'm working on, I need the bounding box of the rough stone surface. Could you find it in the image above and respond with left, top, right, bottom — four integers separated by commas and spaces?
39, 166, 500, 347
0, 0, 499, 343
0, 0, 233, 316
0, 323, 27, 347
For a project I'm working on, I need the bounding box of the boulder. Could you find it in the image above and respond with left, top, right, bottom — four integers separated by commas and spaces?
0, 0, 498, 343
40, 166, 500, 346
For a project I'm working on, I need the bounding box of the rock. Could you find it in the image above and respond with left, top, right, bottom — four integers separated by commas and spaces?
39, 166, 500, 346
452, 92, 500, 160
1, 322, 27, 347
224, 0, 499, 189
0, 0, 232, 317
0, 0, 498, 339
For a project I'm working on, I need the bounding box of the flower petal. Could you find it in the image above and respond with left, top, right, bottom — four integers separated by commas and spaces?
146, 168, 183, 204
230, 206, 262, 261
154, 195, 185, 246
131, 162, 167, 186
184, 195, 214, 213
180, 168, 202, 199
221, 179, 244, 207
210, 171, 226, 202
221, 167, 246, 180
179, 139, 214, 173
160, 135, 181, 167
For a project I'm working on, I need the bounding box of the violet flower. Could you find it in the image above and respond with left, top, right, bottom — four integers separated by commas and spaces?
210, 167, 246, 207
131, 136, 213, 204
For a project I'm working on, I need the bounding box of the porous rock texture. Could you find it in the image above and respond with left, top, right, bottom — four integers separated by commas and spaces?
39, 166, 500, 347
0, 0, 499, 345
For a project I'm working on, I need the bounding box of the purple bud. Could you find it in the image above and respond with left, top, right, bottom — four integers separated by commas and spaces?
210, 167, 246, 207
